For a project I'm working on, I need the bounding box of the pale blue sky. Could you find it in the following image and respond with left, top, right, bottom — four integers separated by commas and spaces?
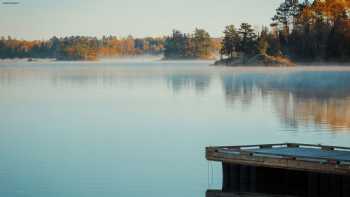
0, 0, 283, 40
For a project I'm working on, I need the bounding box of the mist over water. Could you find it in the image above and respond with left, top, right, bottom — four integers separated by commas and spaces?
1, 60, 350, 197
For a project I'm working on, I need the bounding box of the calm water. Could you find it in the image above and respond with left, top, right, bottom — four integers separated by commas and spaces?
1, 59, 350, 197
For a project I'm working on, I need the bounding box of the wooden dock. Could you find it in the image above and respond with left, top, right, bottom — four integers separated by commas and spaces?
206, 143, 350, 197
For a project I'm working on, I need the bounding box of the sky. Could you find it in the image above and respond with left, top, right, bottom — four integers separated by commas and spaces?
0, 0, 283, 40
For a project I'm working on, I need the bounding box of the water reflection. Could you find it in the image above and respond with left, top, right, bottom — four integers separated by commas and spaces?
221, 74, 261, 106
2, 62, 350, 197
51, 71, 213, 94
46, 68, 350, 131
221, 71, 350, 131
277, 96, 350, 131
166, 75, 211, 93
2, 64, 350, 132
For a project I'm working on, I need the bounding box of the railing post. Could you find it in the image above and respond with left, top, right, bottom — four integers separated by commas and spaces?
287, 143, 299, 148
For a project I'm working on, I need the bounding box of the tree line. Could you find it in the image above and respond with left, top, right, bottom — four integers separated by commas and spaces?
0, 36, 164, 60
220, 0, 350, 63
0, 31, 220, 61
163, 28, 220, 59
1, 0, 349, 62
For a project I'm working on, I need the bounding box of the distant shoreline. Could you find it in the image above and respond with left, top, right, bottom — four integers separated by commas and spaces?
1, 56, 350, 67
213, 59, 350, 67
162, 57, 217, 61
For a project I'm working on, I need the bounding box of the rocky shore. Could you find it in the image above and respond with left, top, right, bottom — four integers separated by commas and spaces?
214, 54, 295, 67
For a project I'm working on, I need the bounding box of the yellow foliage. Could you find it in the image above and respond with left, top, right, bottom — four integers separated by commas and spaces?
309, 0, 349, 20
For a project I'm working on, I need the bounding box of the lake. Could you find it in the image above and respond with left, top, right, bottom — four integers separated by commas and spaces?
1, 59, 350, 197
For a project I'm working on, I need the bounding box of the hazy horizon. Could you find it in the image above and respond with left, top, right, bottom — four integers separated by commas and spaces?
0, 0, 283, 40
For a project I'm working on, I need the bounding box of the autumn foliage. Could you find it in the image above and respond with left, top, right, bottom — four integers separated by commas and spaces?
0, 36, 164, 60
1, 0, 350, 62
219, 0, 350, 64
272, 0, 350, 61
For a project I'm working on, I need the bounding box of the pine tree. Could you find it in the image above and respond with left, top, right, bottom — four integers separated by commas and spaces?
237, 23, 258, 58
193, 28, 212, 58
220, 25, 240, 59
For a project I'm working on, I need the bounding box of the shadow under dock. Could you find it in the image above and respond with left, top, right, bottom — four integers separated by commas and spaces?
206, 143, 350, 197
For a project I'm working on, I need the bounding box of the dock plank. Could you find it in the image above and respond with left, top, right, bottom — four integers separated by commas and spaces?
206, 143, 350, 175
246, 147, 350, 162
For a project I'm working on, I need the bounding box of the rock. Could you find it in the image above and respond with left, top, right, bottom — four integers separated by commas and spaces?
214, 54, 295, 67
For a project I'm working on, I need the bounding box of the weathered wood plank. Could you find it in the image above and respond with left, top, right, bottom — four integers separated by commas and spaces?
206, 143, 350, 175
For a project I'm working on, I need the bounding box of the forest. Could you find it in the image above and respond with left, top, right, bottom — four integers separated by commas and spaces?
1, 0, 350, 63
0, 28, 221, 61
218, 0, 350, 65
0, 36, 164, 60
163, 28, 220, 59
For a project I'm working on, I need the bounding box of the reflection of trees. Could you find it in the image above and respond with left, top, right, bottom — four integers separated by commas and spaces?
276, 97, 350, 130
0, 69, 14, 86
51, 71, 154, 86
54, 72, 212, 93
53, 74, 99, 85
221, 72, 350, 130
51, 71, 212, 93
222, 74, 265, 106
166, 75, 211, 93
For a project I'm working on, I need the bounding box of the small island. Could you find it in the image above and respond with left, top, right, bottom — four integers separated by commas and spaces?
214, 23, 295, 67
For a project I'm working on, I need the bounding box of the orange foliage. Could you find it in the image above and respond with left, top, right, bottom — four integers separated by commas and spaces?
305, 0, 350, 22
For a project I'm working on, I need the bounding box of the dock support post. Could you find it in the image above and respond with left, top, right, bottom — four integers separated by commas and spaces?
319, 174, 330, 197
342, 176, 350, 197
222, 163, 230, 191
239, 165, 249, 192
308, 172, 319, 197
249, 166, 256, 193
222, 163, 239, 192
255, 166, 266, 193
221, 163, 350, 197
330, 174, 341, 197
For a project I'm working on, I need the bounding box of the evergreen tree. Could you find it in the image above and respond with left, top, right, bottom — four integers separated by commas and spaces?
164, 28, 215, 59
193, 28, 212, 58
258, 27, 269, 55
164, 30, 188, 59
272, 0, 301, 35
220, 25, 240, 59
237, 23, 258, 57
